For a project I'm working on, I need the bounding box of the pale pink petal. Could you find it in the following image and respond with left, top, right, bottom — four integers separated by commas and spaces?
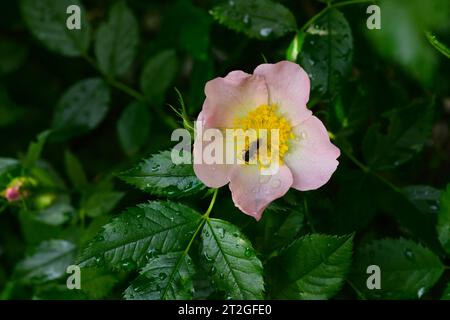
284, 116, 340, 191
201, 71, 269, 129
228, 165, 293, 220
193, 111, 233, 188
253, 61, 312, 126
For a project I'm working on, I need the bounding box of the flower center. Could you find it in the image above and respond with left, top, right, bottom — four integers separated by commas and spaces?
233, 104, 293, 165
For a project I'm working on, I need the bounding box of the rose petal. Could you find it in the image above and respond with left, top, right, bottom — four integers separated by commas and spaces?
284, 116, 340, 191
201, 71, 269, 129
254, 61, 312, 126
228, 165, 293, 220
193, 111, 234, 188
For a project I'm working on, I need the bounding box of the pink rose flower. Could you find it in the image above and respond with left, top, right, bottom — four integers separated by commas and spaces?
193, 61, 340, 220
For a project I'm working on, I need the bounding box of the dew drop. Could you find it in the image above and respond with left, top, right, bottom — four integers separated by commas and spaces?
244, 247, 253, 257
217, 228, 225, 239
243, 14, 251, 25
404, 248, 414, 260
259, 28, 272, 37
122, 259, 137, 271
204, 252, 213, 262
271, 179, 281, 189
159, 272, 167, 280
417, 287, 426, 299
210, 266, 217, 275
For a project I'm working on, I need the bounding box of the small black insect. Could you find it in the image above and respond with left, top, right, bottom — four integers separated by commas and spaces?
243, 139, 261, 163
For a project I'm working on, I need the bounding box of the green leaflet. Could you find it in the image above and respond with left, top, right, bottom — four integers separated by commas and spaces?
77, 201, 202, 269
51, 78, 111, 141
349, 238, 444, 299
95, 1, 139, 77
117, 150, 206, 198
437, 184, 450, 253
20, 0, 91, 57
362, 98, 435, 170
116, 102, 151, 157
23, 130, 51, 169
64, 149, 88, 188
200, 219, 264, 300
14, 240, 76, 284
271, 234, 353, 300
300, 9, 353, 99
210, 0, 297, 40
140, 50, 178, 106
124, 252, 196, 300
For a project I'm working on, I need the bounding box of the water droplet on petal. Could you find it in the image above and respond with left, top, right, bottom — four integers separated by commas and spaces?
271, 179, 281, 189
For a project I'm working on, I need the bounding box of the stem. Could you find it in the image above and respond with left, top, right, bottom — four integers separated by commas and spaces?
82, 55, 178, 130
203, 188, 219, 219
346, 279, 366, 300
300, 0, 376, 32
303, 198, 316, 233
339, 144, 402, 194
160, 189, 218, 298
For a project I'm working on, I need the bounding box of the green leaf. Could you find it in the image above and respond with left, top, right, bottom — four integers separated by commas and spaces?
300, 9, 353, 99
437, 184, 450, 253
349, 238, 444, 299
95, 1, 139, 77
210, 0, 297, 40
0, 158, 20, 177
362, 98, 435, 170
124, 252, 195, 300
117, 150, 206, 198
200, 218, 264, 299
403, 185, 441, 215
64, 149, 88, 188
442, 283, 450, 300
20, 0, 90, 57
271, 234, 353, 299
14, 239, 76, 284
140, 50, 178, 105
80, 267, 119, 299
168, 0, 212, 60
23, 130, 51, 169
426, 32, 450, 58
116, 102, 151, 157
80, 189, 124, 218
52, 78, 110, 141
78, 201, 202, 269
376, 184, 443, 253
253, 200, 304, 255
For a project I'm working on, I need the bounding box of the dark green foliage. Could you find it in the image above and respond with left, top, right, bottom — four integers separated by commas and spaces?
1, 0, 449, 301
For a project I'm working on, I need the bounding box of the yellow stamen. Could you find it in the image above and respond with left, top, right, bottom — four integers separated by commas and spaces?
233, 104, 293, 166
